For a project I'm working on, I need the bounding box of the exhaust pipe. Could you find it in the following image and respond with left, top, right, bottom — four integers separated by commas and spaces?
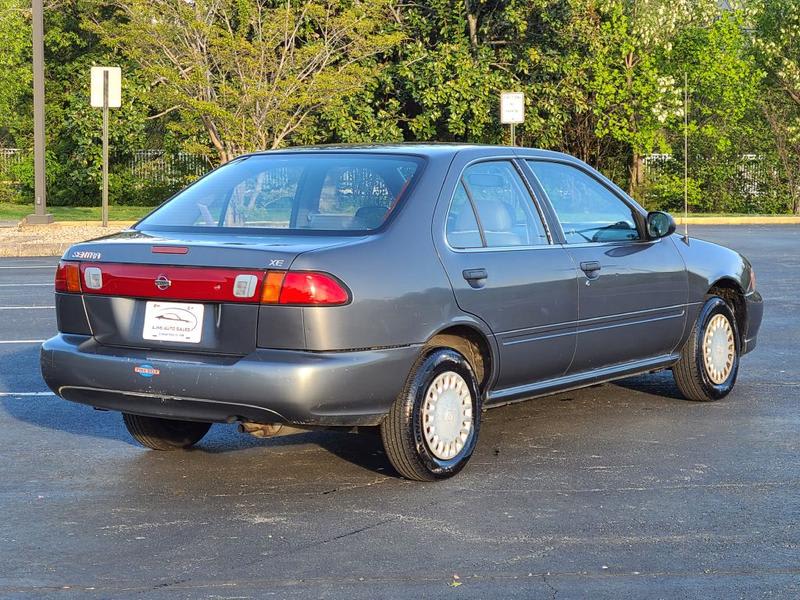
238, 422, 310, 438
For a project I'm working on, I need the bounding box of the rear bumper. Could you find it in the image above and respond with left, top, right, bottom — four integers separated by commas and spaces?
40, 335, 421, 426
742, 290, 763, 355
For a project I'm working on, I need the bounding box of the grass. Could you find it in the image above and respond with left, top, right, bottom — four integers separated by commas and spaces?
0, 203, 153, 222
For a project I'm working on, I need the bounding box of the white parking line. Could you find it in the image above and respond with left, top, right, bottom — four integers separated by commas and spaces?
0, 283, 53, 287
0, 391, 54, 396
0, 340, 45, 344
0, 306, 55, 310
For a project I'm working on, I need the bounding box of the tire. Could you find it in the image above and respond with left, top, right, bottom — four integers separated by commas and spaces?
673, 296, 740, 401
122, 413, 211, 450
380, 348, 481, 481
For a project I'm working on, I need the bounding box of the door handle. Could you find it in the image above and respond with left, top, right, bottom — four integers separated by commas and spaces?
462, 268, 488, 288
579, 261, 601, 279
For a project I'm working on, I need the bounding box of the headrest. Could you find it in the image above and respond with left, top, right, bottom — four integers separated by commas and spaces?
465, 173, 505, 188
478, 201, 513, 231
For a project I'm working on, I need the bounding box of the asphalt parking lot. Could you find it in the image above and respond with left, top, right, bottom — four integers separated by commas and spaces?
0, 225, 797, 599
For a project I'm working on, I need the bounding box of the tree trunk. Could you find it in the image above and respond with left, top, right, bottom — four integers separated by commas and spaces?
465, 1, 478, 52
628, 152, 642, 197
201, 115, 232, 164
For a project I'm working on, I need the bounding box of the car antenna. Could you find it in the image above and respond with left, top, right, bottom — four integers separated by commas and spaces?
683, 71, 689, 242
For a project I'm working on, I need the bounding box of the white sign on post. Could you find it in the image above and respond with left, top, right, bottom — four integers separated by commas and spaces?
90, 66, 121, 108
90, 66, 121, 228
500, 91, 525, 124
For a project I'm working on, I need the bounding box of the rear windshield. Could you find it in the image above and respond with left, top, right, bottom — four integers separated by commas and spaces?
136, 153, 424, 233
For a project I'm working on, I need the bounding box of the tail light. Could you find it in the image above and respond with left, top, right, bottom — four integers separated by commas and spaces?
260, 271, 350, 306
54, 261, 82, 293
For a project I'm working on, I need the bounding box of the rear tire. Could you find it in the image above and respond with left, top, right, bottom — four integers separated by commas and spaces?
673, 296, 740, 402
122, 413, 211, 450
380, 348, 481, 481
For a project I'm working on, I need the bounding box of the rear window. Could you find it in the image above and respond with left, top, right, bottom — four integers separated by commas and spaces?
136, 154, 424, 233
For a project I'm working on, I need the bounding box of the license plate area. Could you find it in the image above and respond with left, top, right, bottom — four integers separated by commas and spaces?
143, 301, 204, 344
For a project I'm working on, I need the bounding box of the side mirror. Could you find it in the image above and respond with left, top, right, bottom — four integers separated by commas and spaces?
646, 211, 676, 239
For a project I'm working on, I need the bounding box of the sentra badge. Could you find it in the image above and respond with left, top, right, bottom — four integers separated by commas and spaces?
71, 250, 102, 260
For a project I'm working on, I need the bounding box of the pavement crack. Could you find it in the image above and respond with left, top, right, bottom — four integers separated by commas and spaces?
542, 573, 558, 599
321, 476, 390, 495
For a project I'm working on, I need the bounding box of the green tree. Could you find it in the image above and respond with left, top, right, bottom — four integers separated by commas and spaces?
0, 0, 32, 146
653, 12, 768, 213
587, 0, 717, 195
753, 0, 800, 213
96, 0, 403, 163
1, 0, 168, 206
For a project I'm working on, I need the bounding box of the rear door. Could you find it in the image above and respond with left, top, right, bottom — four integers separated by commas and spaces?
434, 154, 578, 393
525, 159, 687, 373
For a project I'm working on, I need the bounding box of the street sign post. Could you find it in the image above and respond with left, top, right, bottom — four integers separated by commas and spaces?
90, 66, 121, 227
500, 91, 525, 146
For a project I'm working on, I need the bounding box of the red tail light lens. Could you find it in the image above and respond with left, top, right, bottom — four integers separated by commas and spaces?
54, 261, 82, 293
261, 271, 349, 306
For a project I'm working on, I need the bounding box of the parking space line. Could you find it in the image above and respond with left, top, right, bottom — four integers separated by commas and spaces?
0, 340, 46, 344
0, 266, 56, 269
0, 306, 55, 310
0, 392, 54, 396
0, 283, 53, 287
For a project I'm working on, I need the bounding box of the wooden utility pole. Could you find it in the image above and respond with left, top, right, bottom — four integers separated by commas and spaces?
28, 0, 53, 224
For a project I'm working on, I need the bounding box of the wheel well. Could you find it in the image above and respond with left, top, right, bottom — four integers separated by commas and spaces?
708, 279, 746, 343
425, 326, 492, 391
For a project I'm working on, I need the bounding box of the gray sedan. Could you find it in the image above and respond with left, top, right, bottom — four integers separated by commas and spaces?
40, 144, 763, 480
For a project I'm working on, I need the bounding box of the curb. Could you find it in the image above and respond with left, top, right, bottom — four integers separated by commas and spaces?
0, 243, 76, 258
675, 216, 800, 225
23, 221, 137, 228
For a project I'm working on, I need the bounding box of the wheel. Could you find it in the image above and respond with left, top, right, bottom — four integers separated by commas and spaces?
673, 296, 740, 401
380, 348, 481, 481
122, 413, 211, 450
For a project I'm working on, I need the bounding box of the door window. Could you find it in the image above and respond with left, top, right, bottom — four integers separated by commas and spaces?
446, 182, 483, 249
528, 161, 640, 244
446, 161, 549, 249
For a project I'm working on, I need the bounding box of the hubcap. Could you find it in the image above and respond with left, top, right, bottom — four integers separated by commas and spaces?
421, 371, 473, 460
702, 313, 735, 384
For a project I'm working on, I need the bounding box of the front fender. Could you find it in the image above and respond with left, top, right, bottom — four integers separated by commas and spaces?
672, 235, 752, 302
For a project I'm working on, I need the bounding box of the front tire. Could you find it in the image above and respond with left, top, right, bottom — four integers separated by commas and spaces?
673, 296, 740, 401
122, 413, 211, 450
380, 348, 481, 481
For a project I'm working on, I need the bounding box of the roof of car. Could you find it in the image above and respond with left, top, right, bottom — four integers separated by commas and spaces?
247, 143, 572, 160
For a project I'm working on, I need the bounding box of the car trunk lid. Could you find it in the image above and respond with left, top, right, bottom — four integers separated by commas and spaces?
63, 229, 359, 355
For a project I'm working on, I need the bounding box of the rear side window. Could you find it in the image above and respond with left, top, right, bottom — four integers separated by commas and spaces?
446, 161, 549, 249
137, 154, 423, 233
528, 161, 640, 244
446, 183, 483, 249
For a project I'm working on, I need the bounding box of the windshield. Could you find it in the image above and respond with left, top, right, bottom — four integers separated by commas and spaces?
137, 153, 424, 233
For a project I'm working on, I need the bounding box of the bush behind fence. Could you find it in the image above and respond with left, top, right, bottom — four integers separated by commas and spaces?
0, 148, 211, 206
0, 147, 788, 212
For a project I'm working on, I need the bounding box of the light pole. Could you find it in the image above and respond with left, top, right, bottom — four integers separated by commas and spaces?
27, 0, 53, 224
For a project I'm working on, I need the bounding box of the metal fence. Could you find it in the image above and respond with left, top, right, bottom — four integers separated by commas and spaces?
0, 148, 23, 182
0, 147, 774, 198
123, 150, 211, 184
643, 152, 771, 197
0, 148, 212, 186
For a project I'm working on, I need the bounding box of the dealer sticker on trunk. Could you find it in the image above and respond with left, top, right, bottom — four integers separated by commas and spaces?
143, 301, 204, 344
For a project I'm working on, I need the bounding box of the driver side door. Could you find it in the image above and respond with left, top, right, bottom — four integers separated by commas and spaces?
525, 159, 688, 374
